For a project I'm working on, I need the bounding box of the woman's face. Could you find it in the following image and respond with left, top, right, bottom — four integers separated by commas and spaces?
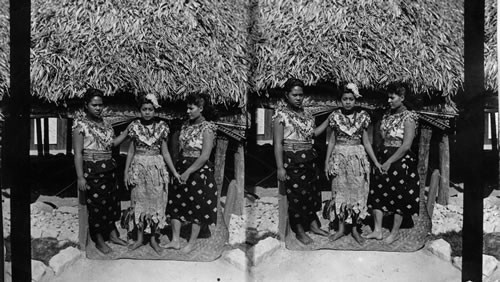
285, 86, 305, 108
388, 93, 404, 109
341, 92, 356, 111
85, 96, 104, 118
140, 103, 155, 120
187, 103, 203, 120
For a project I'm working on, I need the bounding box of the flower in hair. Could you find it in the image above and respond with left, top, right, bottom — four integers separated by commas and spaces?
145, 93, 161, 109
346, 83, 362, 99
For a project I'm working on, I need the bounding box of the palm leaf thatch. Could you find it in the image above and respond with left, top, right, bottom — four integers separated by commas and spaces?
27, 0, 248, 106
0, 1, 8, 97
252, 0, 497, 98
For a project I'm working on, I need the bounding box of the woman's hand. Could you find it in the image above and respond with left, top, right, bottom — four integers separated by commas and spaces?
77, 177, 88, 191
180, 171, 191, 184
124, 174, 130, 190
277, 167, 287, 182
173, 171, 182, 184
373, 161, 383, 174
324, 162, 331, 180
381, 161, 391, 174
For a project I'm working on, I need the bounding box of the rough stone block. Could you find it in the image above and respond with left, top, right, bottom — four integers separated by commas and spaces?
223, 248, 248, 270
56, 206, 78, 215
483, 255, 499, 278
427, 239, 452, 262
48, 246, 82, 275
31, 260, 48, 282
252, 237, 281, 265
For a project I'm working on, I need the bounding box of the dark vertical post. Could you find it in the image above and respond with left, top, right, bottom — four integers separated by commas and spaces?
5, 0, 31, 281
66, 118, 73, 156
462, 0, 485, 280
43, 117, 49, 156
36, 118, 42, 156
490, 112, 498, 152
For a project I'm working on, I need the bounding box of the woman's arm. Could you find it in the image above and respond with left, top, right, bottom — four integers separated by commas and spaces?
123, 140, 135, 190
362, 129, 381, 172
380, 119, 416, 173
180, 128, 215, 183
273, 118, 286, 182
314, 117, 330, 137
73, 127, 87, 191
161, 138, 181, 182
112, 123, 131, 147
324, 129, 336, 180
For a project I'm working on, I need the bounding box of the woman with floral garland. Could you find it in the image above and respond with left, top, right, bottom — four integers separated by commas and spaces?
124, 93, 180, 254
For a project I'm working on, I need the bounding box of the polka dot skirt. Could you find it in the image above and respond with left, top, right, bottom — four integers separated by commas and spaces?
367, 147, 420, 216
167, 157, 218, 226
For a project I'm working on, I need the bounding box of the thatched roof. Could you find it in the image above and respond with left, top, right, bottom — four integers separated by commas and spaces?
0, 1, 8, 98
251, 0, 497, 98
11, 0, 248, 106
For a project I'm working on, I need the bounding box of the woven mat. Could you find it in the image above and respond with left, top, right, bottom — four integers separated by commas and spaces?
86, 208, 229, 261
285, 204, 432, 252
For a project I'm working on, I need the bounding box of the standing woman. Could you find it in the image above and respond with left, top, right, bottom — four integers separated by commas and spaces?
73, 88, 129, 254
273, 78, 330, 245
124, 93, 180, 253
165, 93, 218, 253
364, 83, 420, 244
324, 83, 380, 244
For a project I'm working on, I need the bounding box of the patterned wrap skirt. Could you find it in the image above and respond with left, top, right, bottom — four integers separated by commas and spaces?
83, 158, 121, 241
283, 148, 321, 232
367, 146, 420, 216
126, 153, 169, 234
327, 144, 370, 224
167, 157, 218, 226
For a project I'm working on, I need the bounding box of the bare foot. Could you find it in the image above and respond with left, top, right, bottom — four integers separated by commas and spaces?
150, 238, 163, 255
95, 241, 112, 254
328, 231, 344, 242
163, 240, 181, 250
351, 227, 365, 245
384, 232, 399, 244
295, 232, 313, 245
363, 230, 383, 240
180, 243, 195, 254
128, 240, 144, 251
310, 222, 329, 237
109, 231, 127, 246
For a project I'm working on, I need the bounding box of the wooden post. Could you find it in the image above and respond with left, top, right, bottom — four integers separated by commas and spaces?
66, 118, 73, 156
36, 118, 43, 156
233, 144, 244, 215
437, 134, 450, 205
6, 0, 31, 280
214, 137, 229, 193
427, 169, 440, 217
490, 112, 498, 152
43, 117, 50, 156
462, 0, 485, 279
278, 180, 288, 241
223, 143, 245, 226
417, 127, 432, 211
78, 190, 88, 250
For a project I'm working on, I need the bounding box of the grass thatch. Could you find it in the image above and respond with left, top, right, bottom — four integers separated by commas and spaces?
252, 0, 497, 98
0, 0, 8, 97
26, 0, 249, 105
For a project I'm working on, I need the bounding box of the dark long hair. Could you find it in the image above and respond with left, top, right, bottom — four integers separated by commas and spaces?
386, 82, 417, 110
83, 88, 104, 112
135, 92, 154, 109
283, 78, 305, 94
186, 93, 218, 121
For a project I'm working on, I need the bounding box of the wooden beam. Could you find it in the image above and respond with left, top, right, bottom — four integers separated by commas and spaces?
462, 0, 485, 279
427, 169, 440, 217
66, 118, 73, 156
6, 0, 31, 280
214, 137, 229, 193
43, 117, 49, 156
223, 143, 245, 226
437, 134, 450, 205
36, 118, 43, 156
490, 112, 498, 153
417, 127, 432, 211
